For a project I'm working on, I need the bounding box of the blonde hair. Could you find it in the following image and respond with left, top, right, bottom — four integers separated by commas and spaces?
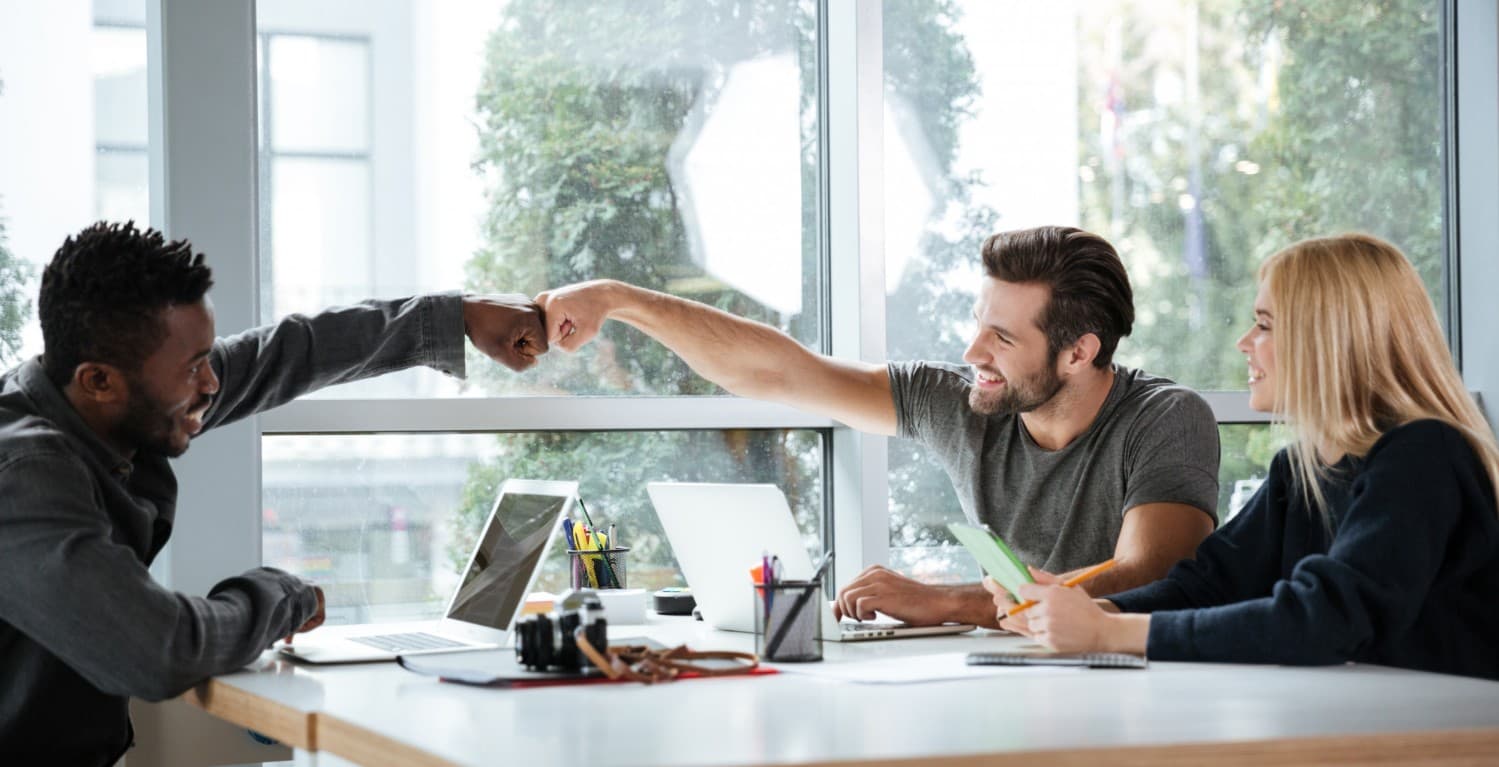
1260, 233, 1499, 517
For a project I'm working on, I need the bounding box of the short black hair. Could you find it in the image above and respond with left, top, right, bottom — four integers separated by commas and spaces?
40, 221, 214, 388
981, 226, 1134, 368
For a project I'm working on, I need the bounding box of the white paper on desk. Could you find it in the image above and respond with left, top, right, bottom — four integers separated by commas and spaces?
770, 652, 1082, 684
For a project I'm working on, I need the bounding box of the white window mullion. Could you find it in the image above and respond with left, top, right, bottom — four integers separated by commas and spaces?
827, 0, 889, 589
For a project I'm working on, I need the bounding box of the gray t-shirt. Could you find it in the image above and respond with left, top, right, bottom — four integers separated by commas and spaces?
889, 362, 1219, 573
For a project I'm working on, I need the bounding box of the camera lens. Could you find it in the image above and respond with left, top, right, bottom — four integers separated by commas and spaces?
515, 588, 608, 672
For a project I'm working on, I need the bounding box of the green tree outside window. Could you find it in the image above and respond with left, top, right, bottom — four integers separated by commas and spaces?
0, 76, 34, 368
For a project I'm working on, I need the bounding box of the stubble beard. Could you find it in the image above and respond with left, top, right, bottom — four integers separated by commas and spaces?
968, 361, 1065, 416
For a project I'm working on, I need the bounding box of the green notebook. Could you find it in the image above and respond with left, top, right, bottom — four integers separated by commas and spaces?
947, 522, 1033, 599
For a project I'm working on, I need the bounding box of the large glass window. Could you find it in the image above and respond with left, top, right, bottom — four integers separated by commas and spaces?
250, 1, 1454, 615
256, 0, 826, 620
883, 0, 1446, 575
264, 430, 823, 623
255, 0, 820, 399
0, 0, 150, 369
258, 33, 374, 323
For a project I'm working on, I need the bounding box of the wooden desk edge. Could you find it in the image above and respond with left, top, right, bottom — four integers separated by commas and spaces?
318, 713, 463, 767
802, 728, 1499, 767
182, 677, 315, 751
309, 723, 1499, 767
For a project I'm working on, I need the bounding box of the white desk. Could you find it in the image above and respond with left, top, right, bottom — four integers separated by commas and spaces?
186, 617, 1499, 766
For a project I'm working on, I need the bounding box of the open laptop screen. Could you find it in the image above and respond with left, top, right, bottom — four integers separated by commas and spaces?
446, 491, 571, 628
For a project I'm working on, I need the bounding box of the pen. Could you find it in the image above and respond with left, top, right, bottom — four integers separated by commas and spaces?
606, 524, 617, 587
1005, 558, 1117, 617
808, 550, 834, 587
760, 552, 773, 614
576, 498, 621, 588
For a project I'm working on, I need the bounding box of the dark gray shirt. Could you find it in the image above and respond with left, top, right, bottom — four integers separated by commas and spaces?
889, 362, 1219, 573
0, 293, 465, 766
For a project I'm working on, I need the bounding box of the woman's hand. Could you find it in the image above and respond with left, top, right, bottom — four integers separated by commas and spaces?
1011, 580, 1149, 654
983, 566, 1063, 636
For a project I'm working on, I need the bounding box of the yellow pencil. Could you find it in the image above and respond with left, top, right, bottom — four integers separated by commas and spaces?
1005, 558, 1117, 617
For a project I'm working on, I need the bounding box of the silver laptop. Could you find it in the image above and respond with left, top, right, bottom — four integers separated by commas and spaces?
278, 479, 578, 664
647, 482, 975, 641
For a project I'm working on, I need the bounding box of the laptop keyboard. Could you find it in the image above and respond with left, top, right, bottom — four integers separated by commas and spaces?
348, 632, 469, 653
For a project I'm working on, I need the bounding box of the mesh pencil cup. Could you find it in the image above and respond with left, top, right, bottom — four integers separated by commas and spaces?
567, 547, 629, 590
753, 580, 822, 662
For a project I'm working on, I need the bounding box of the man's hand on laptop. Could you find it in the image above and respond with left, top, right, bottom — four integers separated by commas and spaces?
284, 585, 326, 646
834, 565, 997, 628
464, 293, 549, 371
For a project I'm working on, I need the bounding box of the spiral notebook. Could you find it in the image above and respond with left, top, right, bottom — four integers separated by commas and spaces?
966, 650, 1147, 669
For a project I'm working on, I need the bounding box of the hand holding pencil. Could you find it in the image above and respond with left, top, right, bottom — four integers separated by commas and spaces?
997, 559, 1143, 653
1007, 559, 1117, 617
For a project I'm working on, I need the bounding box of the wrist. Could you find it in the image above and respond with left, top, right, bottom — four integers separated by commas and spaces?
953, 584, 1001, 628
1101, 613, 1150, 654
600, 279, 646, 322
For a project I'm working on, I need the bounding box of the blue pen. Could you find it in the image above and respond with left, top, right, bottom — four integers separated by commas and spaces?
602, 524, 614, 590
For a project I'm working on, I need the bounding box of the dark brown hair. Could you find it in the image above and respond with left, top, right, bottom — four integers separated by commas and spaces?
980, 226, 1133, 368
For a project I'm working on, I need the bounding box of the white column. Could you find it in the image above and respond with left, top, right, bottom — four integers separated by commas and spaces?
153, 0, 262, 593
132, 1, 288, 764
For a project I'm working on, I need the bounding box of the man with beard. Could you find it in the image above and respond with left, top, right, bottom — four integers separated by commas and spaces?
0, 221, 548, 765
536, 225, 1218, 628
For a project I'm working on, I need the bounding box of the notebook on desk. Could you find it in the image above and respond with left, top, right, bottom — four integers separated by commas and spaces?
277, 479, 578, 664
967, 649, 1147, 669
647, 482, 976, 641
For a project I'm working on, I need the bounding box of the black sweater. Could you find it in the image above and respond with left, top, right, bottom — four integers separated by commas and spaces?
1109, 419, 1499, 679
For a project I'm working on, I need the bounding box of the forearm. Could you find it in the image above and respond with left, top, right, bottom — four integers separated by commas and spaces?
146, 570, 318, 700
602, 280, 809, 401
1059, 557, 1168, 598
943, 583, 1010, 629
1100, 613, 1151, 654
206, 293, 466, 429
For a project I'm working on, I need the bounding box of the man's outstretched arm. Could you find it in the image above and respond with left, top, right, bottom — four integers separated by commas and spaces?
538, 280, 897, 436
204, 292, 546, 430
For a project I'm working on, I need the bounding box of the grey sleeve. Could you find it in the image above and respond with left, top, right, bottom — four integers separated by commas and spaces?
0, 452, 319, 701
202, 292, 467, 431
1120, 388, 1220, 520
887, 361, 972, 448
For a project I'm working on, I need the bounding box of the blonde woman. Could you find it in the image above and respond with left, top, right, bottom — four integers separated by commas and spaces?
987, 234, 1499, 679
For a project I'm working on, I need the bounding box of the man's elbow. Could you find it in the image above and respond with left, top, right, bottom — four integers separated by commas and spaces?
87, 645, 215, 702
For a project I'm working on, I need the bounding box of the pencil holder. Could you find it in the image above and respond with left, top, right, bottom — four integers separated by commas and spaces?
567, 547, 628, 590
753, 580, 822, 662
